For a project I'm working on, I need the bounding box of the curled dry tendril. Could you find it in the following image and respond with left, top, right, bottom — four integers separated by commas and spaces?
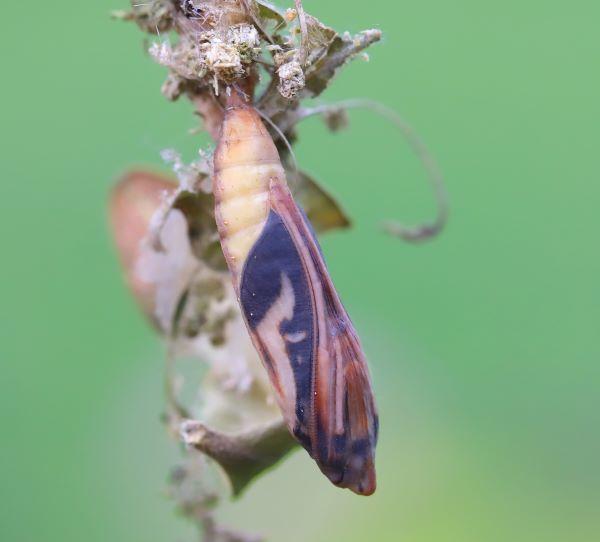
291, 99, 449, 243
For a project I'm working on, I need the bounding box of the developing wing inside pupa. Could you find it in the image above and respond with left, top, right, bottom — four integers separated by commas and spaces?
239, 180, 378, 495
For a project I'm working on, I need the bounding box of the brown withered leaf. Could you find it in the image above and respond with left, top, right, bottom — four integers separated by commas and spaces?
172, 190, 227, 271
304, 14, 337, 65
109, 169, 228, 334
181, 419, 297, 497
256, 0, 287, 29
304, 29, 382, 98
293, 170, 351, 233
109, 169, 177, 328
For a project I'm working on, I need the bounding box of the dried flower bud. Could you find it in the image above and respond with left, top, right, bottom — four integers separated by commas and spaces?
227, 24, 260, 63
277, 60, 305, 99
203, 41, 244, 82
322, 107, 350, 132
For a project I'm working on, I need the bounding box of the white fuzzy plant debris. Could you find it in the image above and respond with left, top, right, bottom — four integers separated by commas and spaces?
149, 21, 261, 97
276, 60, 305, 99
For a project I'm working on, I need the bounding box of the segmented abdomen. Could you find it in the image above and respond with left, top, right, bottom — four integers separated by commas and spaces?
213, 106, 285, 281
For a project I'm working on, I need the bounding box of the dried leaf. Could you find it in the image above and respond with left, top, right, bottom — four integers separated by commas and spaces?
117, 0, 175, 34
138, 206, 200, 333
109, 170, 176, 328
172, 190, 227, 271
256, 0, 286, 29
110, 168, 229, 337
293, 170, 351, 233
304, 29, 382, 98
181, 419, 297, 497
258, 29, 382, 117
304, 14, 337, 65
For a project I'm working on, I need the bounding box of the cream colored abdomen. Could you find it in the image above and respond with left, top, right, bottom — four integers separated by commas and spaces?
215, 162, 283, 272
213, 106, 287, 283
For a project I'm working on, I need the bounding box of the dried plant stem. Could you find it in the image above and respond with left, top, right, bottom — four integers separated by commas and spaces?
181, 419, 296, 497
294, 0, 309, 65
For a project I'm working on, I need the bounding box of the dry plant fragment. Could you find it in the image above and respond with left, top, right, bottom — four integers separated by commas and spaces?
181, 418, 296, 496
109, 170, 180, 329
112, 0, 175, 33
169, 451, 265, 541
276, 60, 304, 99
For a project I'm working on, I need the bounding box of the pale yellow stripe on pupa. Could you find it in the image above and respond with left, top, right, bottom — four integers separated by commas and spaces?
214, 105, 287, 281
216, 163, 284, 199
217, 191, 270, 236
255, 273, 298, 426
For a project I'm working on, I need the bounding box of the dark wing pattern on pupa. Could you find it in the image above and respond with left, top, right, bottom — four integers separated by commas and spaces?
239, 179, 378, 495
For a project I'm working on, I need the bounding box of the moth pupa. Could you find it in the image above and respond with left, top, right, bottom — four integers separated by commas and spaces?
213, 88, 378, 495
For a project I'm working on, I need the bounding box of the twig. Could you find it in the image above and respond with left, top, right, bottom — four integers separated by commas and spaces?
180, 418, 297, 497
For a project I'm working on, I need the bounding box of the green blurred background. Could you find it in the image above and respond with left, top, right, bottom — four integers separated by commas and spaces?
1, 1, 599, 540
